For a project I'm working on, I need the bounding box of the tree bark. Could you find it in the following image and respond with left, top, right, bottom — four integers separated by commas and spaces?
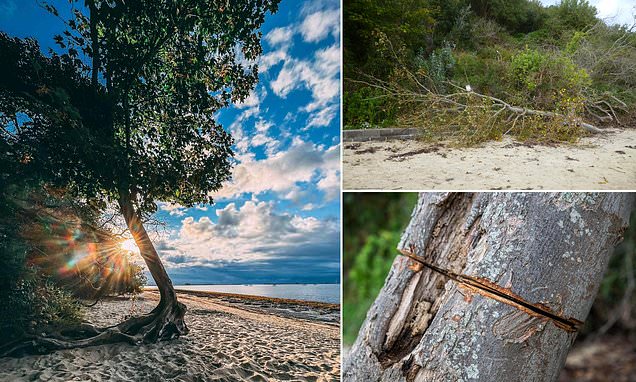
344, 192, 634, 382
117, 193, 188, 340
87, 0, 100, 88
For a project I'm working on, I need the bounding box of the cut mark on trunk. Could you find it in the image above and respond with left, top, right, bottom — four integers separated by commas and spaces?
398, 246, 583, 333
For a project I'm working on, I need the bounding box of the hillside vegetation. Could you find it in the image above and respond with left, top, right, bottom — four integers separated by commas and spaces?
344, 0, 636, 145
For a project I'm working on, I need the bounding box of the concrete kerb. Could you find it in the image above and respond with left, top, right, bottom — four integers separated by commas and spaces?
343, 128, 420, 142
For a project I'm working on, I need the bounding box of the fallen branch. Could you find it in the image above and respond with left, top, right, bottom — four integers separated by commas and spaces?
349, 70, 607, 136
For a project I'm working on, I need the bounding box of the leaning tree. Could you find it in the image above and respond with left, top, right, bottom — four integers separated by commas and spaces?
0, 0, 279, 355
344, 192, 634, 382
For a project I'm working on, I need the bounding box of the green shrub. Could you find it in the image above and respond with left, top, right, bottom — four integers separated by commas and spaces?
415, 43, 456, 92
546, 0, 597, 32
510, 48, 547, 91
0, 205, 83, 344
0, 184, 146, 345
343, 86, 398, 129
469, 0, 546, 34
0, 275, 83, 342
509, 48, 590, 107
470, 17, 507, 47
453, 50, 512, 96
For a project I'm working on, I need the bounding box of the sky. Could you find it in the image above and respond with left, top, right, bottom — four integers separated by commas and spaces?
0, 0, 341, 285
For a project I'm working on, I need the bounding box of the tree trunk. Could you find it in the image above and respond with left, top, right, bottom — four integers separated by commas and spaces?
117, 193, 188, 341
344, 192, 634, 382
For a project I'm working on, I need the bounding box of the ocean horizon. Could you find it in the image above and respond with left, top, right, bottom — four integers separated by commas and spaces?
146, 283, 341, 304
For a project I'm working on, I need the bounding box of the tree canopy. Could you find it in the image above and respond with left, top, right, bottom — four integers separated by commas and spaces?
1, 0, 279, 214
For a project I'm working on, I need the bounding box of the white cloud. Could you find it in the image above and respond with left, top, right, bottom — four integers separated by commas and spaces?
270, 43, 340, 126
315, 144, 340, 199
250, 132, 279, 155
265, 26, 294, 47
284, 187, 310, 203
593, 0, 635, 25
299, 9, 340, 43
236, 85, 267, 110
307, 104, 338, 128
214, 138, 340, 201
259, 49, 289, 72
227, 87, 269, 156
251, 133, 273, 147
255, 119, 273, 132
158, 201, 338, 268
158, 202, 186, 216
302, 203, 317, 211
258, 4, 340, 129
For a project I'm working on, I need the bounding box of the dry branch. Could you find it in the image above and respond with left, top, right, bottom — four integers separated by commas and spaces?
350, 76, 605, 134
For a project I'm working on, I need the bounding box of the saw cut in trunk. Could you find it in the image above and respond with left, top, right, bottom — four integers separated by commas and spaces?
344, 192, 634, 382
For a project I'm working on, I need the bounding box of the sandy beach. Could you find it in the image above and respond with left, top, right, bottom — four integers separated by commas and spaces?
343, 128, 636, 190
0, 291, 340, 381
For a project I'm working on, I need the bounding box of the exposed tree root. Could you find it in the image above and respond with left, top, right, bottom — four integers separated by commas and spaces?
0, 300, 188, 358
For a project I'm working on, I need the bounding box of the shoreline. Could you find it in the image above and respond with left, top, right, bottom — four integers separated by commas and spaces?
171, 288, 340, 310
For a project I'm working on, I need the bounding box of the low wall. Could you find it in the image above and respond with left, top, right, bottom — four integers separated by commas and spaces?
343, 128, 420, 142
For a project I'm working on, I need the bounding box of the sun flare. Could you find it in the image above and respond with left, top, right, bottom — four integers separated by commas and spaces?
120, 238, 140, 254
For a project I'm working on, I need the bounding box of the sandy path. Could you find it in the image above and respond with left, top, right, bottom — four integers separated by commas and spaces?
343, 129, 636, 190
0, 292, 340, 381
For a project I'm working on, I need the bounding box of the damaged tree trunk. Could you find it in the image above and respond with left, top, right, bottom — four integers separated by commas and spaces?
344, 192, 634, 382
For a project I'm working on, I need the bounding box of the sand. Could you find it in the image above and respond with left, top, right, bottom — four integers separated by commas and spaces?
0, 291, 340, 381
343, 128, 636, 190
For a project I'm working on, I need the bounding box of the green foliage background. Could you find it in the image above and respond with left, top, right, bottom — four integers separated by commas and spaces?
344, 0, 636, 144
343, 193, 636, 346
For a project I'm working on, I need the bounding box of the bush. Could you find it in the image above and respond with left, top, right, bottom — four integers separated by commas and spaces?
0, 274, 83, 344
453, 49, 512, 96
0, 186, 83, 344
509, 48, 590, 107
343, 86, 398, 129
415, 43, 456, 92
469, 0, 546, 34
0, 184, 146, 345
470, 17, 507, 47
546, 0, 597, 33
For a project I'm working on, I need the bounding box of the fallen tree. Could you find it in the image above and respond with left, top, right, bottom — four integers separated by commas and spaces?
344, 192, 634, 382
351, 76, 605, 136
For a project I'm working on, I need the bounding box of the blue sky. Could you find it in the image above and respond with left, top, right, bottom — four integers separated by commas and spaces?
0, 0, 341, 285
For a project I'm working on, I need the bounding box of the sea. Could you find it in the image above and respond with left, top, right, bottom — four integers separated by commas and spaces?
147, 283, 340, 304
